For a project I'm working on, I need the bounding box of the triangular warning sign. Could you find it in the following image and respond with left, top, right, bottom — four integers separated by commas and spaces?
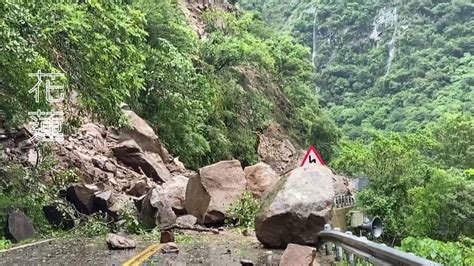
300, 145, 326, 166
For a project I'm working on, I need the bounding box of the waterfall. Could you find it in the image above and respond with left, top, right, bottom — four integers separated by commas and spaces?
312, 7, 317, 68
385, 8, 398, 76
385, 31, 396, 76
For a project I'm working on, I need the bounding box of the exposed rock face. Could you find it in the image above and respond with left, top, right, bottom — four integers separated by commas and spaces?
244, 162, 279, 198
257, 134, 301, 175
139, 187, 177, 229
279, 244, 318, 266
113, 140, 172, 183
255, 165, 352, 248
7, 211, 35, 242
185, 160, 246, 225
106, 233, 136, 250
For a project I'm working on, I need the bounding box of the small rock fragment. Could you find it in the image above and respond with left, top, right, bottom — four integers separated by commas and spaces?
161, 242, 179, 254
279, 243, 317, 266
160, 230, 175, 243
240, 259, 255, 266
106, 233, 136, 250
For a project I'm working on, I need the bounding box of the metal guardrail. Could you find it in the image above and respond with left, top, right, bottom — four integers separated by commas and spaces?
317, 224, 440, 266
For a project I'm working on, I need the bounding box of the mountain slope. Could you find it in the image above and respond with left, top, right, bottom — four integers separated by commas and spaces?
240, 0, 474, 138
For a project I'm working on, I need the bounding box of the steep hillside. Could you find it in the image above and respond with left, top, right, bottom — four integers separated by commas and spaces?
240, 0, 474, 138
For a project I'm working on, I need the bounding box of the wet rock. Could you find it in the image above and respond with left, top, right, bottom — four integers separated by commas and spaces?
7, 211, 35, 242
185, 160, 246, 225
176, 215, 197, 227
279, 244, 317, 266
240, 259, 255, 266
66, 184, 97, 215
160, 231, 175, 243
43, 205, 75, 230
244, 162, 279, 198
106, 233, 136, 250
161, 242, 179, 254
162, 175, 188, 215
139, 187, 177, 228
255, 165, 352, 248
113, 140, 171, 183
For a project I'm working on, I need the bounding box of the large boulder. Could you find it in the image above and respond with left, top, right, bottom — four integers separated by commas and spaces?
139, 187, 177, 229
162, 175, 188, 215
66, 184, 98, 215
112, 140, 172, 183
185, 160, 246, 225
7, 211, 36, 242
119, 109, 171, 163
244, 162, 279, 198
255, 165, 352, 248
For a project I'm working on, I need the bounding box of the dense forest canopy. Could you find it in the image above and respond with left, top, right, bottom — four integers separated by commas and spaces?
240, 0, 473, 139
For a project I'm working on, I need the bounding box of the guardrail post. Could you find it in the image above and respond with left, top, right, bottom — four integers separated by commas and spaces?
345, 231, 355, 266
334, 228, 343, 261
323, 224, 332, 255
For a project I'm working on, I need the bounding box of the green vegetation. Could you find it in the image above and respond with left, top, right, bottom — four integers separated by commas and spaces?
1, 0, 339, 168
226, 191, 260, 229
241, 0, 473, 139
242, 1, 473, 263
401, 237, 474, 266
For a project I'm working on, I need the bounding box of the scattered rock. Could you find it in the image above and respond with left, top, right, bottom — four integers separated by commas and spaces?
257, 131, 301, 174
106, 233, 136, 250
94, 190, 113, 213
279, 244, 318, 266
126, 179, 152, 197
244, 162, 279, 198
240, 259, 255, 266
7, 211, 36, 242
161, 242, 179, 254
112, 139, 142, 156
255, 165, 352, 248
139, 187, 177, 228
66, 184, 97, 215
176, 215, 197, 227
92, 156, 117, 174
185, 160, 247, 225
43, 205, 75, 230
160, 230, 175, 243
119, 109, 170, 162
113, 140, 172, 183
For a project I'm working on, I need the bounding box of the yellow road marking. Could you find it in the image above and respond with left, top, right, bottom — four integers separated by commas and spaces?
123, 243, 163, 266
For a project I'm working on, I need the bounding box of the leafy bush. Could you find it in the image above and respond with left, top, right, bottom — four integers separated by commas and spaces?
400, 237, 474, 266
226, 191, 260, 229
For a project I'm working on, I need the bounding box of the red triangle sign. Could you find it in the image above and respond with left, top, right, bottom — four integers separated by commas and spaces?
300, 145, 326, 166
